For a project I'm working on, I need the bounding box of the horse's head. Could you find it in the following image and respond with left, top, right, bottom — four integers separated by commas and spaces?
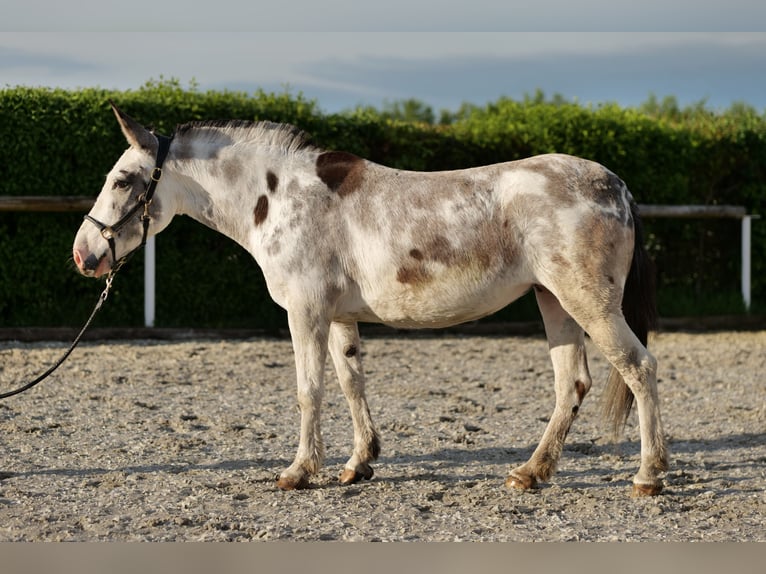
73, 103, 175, 277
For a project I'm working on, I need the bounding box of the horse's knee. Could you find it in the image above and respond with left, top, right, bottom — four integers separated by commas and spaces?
296, 381, 323, 410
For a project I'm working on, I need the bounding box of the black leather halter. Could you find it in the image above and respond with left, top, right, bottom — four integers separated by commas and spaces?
84, 133, 173, 269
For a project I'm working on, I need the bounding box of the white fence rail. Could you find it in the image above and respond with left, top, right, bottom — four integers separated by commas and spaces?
638, 204, 759, 310
1, 197, 760, 324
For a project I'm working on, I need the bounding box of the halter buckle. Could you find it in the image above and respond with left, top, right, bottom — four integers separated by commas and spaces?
150, 167, 163, 182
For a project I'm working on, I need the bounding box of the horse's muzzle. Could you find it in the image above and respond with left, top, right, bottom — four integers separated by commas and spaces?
73, 247, 110, 278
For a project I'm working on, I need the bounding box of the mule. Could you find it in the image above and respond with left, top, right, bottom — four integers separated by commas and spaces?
73, 104, 668, 496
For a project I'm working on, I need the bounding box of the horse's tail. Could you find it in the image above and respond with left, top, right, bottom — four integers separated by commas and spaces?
602, 201, 658, 437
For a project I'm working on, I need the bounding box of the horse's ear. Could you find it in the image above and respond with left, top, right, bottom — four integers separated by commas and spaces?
109, 101, 158, 155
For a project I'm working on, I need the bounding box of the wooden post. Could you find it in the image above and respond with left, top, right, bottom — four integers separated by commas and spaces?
0, 196, 94, 212
637, 204, 747, 219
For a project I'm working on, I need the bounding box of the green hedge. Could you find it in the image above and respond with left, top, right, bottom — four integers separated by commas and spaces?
1, 82, 764, 329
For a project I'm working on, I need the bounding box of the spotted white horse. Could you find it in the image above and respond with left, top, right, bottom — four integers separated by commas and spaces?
73, 104, 668, 496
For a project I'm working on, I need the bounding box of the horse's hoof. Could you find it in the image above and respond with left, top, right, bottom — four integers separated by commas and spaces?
631, 482, 663, 497
339, 464, 374, 485
505, 472, 538, 491
276, 474, 310, 491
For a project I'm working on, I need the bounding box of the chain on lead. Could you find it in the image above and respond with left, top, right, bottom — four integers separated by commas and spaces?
97, 271, 117, 309
98, 250, 132, 307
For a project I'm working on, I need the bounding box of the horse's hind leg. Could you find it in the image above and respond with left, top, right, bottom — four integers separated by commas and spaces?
328, 321, 380, 485
506, 286, 592, 490
576, 312, 668, 495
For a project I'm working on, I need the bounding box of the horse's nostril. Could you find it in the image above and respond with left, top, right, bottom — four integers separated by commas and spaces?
83, 253, 101, 271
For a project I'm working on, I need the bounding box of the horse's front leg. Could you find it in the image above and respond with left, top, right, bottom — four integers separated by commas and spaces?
276, 308, 331, 490
328, 321, 380, 485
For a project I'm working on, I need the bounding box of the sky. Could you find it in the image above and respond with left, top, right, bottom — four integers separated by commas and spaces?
2, 2, 766, 115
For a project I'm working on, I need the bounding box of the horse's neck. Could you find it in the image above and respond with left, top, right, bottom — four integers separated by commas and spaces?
168, 144, 312, 250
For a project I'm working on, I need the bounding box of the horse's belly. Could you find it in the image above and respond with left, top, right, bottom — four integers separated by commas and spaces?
339, 272, 531, 329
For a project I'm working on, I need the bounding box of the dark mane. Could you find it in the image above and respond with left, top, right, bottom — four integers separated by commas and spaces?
174, 119, 316, 153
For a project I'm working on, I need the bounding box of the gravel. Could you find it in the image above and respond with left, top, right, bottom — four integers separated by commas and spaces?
0, 330, 764, 541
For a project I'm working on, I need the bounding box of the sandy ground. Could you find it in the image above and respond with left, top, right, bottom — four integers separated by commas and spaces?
0, 330, 763, 541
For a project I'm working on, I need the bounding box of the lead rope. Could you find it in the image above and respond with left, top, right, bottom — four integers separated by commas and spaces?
0, 223, 145, 400
0, 270, 119, 400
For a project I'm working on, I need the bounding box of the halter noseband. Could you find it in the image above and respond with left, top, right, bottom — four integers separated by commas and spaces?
84, 133, 173, 269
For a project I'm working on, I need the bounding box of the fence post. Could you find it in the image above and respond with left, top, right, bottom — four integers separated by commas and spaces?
742, 216, 752, 311
144, 235, 156, 327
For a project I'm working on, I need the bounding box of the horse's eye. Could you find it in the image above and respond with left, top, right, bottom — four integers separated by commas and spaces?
113, 179, 131, 191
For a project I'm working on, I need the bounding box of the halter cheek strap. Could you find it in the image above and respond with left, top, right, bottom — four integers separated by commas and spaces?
84, 134, 173, 268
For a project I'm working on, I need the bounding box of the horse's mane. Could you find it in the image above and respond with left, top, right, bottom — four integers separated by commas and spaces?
174, 119, 317, 154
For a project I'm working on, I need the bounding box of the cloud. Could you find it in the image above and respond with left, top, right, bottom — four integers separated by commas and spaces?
0, 45, 98, 78
3, 32, 765, 115
3, 1, 766, 31
283, 37, 766, 111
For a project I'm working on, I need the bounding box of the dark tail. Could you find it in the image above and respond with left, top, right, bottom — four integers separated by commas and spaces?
602, 201, 658, 437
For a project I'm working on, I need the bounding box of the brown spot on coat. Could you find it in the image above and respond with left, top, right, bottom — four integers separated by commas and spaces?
396, 265, 430, 285
316, 151, 365, 196
426, 235, 454, 264
253, 195, 269, 226
267, 170, 279, 193
575, 380, 587, 403
343, 344, 358, 358
409, 249, 424, 260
